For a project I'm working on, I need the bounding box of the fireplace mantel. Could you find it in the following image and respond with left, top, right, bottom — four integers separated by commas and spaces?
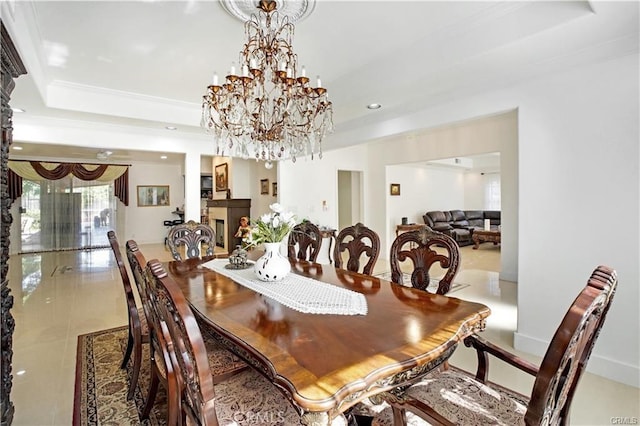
207, 199, 252, 209
206, 199, 251, 253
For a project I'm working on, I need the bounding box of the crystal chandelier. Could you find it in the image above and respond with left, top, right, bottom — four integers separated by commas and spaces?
201, 0, 333, 164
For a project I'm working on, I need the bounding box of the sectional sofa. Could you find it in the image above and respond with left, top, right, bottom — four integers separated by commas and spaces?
422, 210, 501, 246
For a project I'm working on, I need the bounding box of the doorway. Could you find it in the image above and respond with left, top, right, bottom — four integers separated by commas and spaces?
20, 176, 118, 253
337, 170, 363, 231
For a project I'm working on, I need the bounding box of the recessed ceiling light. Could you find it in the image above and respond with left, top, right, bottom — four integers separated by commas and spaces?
12, 108, 25, 113
165, 126, 177, 130
160, 155, 168, 160
12, 146, 23, 150
366, 103, 381, 110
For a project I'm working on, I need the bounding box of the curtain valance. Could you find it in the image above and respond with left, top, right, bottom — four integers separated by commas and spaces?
8, 160, 130, 206
9, 161, 128, 182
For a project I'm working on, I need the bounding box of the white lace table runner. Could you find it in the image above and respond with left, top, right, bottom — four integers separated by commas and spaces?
201, 259, 368, 315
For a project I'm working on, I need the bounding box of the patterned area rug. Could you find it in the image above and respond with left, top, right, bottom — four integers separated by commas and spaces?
73, 326, 167, 425
374, 272, 469, 293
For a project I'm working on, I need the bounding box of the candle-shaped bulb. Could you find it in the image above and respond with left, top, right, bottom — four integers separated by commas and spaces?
316, 75, 322, 87
279, 61, 286, 72
242, 65, 249, 77
230, 62, 236, 75
301, 66, 306, 77
250, 58, 257, 69
213, 72, 219, 86
286, 68, 292, 78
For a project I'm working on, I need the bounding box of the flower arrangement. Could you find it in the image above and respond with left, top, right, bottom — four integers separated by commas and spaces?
248, 203, 297, 246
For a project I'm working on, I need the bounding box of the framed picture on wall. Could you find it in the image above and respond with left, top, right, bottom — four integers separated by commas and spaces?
260, 178, 269, 194
390, 183, 401, 196
137, 185, 170, 207
272, 182, 277, 197
215, 163, 228, 192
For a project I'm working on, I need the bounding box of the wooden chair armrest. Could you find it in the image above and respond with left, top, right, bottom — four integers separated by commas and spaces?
464, 334, 539, 383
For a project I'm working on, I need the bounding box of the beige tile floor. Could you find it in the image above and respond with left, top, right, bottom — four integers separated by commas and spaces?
6, 243, 639, 425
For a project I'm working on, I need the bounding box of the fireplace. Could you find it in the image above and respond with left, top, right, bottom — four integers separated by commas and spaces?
215, 220, 224, 248
206, 199, 251, 254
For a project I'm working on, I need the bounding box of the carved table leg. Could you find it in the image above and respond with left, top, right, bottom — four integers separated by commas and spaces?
472, 234, 481, 249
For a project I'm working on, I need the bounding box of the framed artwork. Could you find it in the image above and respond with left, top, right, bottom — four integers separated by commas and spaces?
137, 185, 170, 207
215, 163, 229, 192
390, 183, 401, 196
260, 178, 269, 194
272, 182, 277, 197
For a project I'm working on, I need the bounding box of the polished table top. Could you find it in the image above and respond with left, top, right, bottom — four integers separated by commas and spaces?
164, 255, 491, 422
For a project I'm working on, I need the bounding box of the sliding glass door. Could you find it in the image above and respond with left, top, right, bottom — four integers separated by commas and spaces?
20, 176, 119, 253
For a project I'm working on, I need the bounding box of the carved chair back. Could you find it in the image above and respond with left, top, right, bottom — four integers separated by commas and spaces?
125, 240, 152, 325
167, 220, 214, 261
125, 239, 178, 421
147, 259, 218, 425
108, 231, 146, 399
523, 265, 617, 424
287, 221, 321, 262
333, 223, 381, 275
389, 227, 460, 294
107, 231, 138, 326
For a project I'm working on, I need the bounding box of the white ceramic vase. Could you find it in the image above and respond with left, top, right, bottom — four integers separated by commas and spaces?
254, 242, 291, 282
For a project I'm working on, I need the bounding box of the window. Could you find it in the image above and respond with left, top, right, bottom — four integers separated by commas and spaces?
484, 174, 501, 210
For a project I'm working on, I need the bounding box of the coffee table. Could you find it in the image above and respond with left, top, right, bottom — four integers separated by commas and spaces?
472, 229, 501, 249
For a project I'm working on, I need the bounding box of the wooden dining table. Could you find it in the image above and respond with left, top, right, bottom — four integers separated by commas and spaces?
164, 254, 491, 425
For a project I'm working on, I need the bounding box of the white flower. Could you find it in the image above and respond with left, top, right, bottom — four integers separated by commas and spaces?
269, 203, 284, 213
281, 211, 295, 223
249, 204, 297, 246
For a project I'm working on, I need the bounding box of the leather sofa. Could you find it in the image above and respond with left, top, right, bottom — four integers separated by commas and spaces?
423, 210, 501, 246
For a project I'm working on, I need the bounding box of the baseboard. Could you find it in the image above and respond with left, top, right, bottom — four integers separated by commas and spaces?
514, 332, 639, 388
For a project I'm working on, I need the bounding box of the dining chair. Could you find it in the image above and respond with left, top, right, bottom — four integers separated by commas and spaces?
146, 258, 348, 425
389, 226, 460, 294
333, 222, 381, 275
126, 243, 247, 422
107, 231, 148, 400
372, 265, 618, 426
166, 219, 215, 261
287, 221, 322, 262
125, 240, 176, 421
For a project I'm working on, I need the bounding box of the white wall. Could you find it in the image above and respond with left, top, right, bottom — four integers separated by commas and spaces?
279, 144, 369, 229
249, 161, 278, 219
126, 162, 184, 244
386, 165, 465, 242
513, 54, 638, 386
285, 53, 637, 386
463, 173, 486, 209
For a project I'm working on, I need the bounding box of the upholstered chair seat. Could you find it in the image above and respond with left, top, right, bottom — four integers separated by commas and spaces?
372, 368, 529, 426
198, 326, 249, 383
213, 369, 348, 425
